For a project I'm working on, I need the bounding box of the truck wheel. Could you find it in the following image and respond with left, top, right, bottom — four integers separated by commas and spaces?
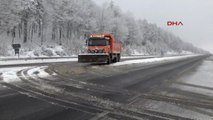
107, 56, 112, 64
118, 54, 121, 62
115, 54, 119, 62
113, 55, 118, 63
113, 55, 117, 63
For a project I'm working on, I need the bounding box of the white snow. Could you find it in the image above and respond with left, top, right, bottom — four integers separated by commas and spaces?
165, 50, 193, 56
121, 56, 154, 59
173, 84, 213, 97
1, 45, 72, 58
172, 58, 213, 97
0, 66, 53, 83
27, 66, 51, 78
111, 54, 200, 66
131, 49, 146, 55
0, 67, 30, 82
177, 60, 213, 88
143, 100, 212, 120
181, 50, 194, 55
0, 58, 77, 66
0, 55, 199, 66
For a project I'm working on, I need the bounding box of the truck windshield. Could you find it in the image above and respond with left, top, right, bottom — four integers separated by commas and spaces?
88, 38, 109, 46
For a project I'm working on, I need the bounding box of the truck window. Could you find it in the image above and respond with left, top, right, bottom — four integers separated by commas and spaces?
88, 38, 109, 46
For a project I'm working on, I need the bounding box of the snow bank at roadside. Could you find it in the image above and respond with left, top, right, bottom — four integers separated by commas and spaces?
5, 45, 70, 58
0, 66, 53, 83
28, 46, 68, 57
0, 54, 202, 66
172, 57, 213, 97
121, 55, 154, 59
111, 54, 201, 66
0, 67, 30, 83
0, 58, 77, 66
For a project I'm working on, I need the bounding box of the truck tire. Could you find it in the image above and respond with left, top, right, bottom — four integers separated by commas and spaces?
107, 56, 112, 64
113, 54, 119, 63
113, 55, 117, 63
118, 54, 121, 62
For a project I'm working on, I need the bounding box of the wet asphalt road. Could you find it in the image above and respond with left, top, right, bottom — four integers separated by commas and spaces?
0, 86, 94, 120
0, 55, 211, 120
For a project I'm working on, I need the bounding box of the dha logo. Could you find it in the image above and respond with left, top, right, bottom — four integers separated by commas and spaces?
167, 21, 183, 26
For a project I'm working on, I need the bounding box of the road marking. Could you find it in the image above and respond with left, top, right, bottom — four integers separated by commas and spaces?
127, 94, 142, 105
89, 111, 109, 120
88, 94, 154, 120
0, 93, 18, 98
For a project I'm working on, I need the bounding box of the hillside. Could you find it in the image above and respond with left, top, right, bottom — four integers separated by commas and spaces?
0, 0, 207, 57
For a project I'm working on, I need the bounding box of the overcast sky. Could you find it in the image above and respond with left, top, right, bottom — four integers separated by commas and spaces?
94, 0, 213, 53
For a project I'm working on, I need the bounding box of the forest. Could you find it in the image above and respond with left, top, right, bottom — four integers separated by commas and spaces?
0, 0, 207, 56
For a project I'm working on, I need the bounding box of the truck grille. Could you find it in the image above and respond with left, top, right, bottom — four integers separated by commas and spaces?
88, 49, 104, 53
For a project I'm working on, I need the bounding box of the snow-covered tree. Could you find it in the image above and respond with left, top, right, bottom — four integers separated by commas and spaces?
0, 0, 208, 56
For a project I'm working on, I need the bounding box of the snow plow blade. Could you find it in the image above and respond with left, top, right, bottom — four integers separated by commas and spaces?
78, 54, 109, 63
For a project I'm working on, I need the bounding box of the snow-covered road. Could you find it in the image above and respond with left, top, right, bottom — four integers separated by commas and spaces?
0, 55, 200, 67
0, 54, 212, 120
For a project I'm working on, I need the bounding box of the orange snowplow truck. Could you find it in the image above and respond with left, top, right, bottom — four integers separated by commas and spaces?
78, 33, 122, 64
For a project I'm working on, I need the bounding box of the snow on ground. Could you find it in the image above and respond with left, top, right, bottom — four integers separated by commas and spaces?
0, 66, 53, 83
121, 55, 154, 59
172, 58, 213, 97
173, 84, 213, 97
0, 55, 150, 60
166, 50, 193, 56
138, 56, 213, 120
27, 66, 52, 78
5, 45, 69, 58
111, 54, 200, 66
142, 100, 212, 120
0, 54, 200, 66
0, 58, 77, 66
177, 61, 213, 88
0, 67, 30, 82
21, 66, 63, 93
